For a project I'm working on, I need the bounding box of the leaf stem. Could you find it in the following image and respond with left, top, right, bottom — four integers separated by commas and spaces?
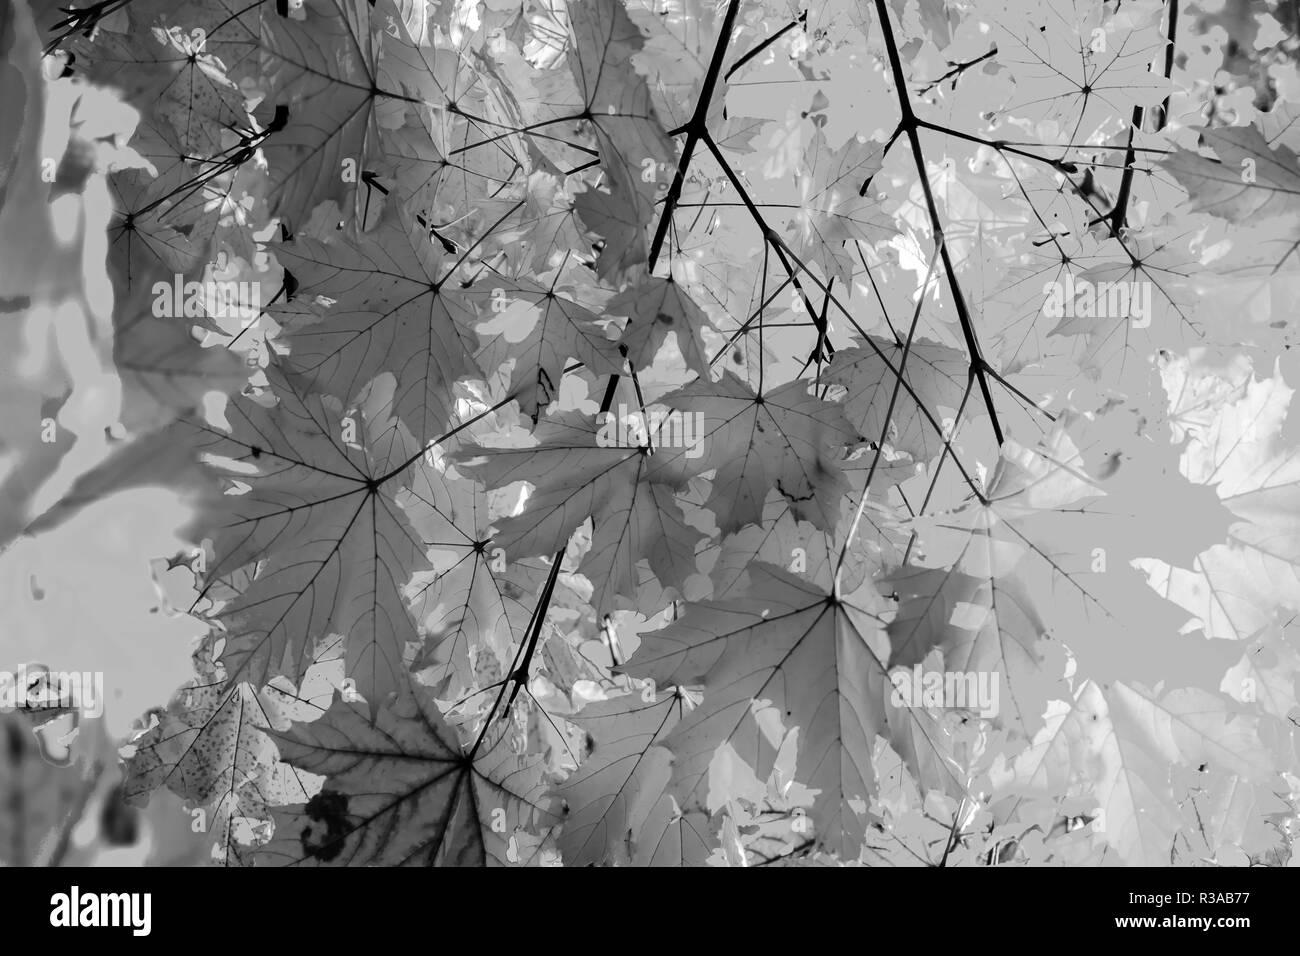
873, 0, 1004, 445
648, 0, 744, 273
469, 547, 565, 761
833, 246, 941, 597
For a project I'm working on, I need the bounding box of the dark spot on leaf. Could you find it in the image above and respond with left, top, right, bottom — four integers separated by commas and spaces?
656, 311, 673, 325
299, 790, 350, 862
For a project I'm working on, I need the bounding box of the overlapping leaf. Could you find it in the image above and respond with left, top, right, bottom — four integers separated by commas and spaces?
452, 410, 700, 613
256, 683, 556, 866
621, 562, 965, 857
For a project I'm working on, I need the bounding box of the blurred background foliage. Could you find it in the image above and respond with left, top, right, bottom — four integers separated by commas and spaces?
0, 0, 210, 866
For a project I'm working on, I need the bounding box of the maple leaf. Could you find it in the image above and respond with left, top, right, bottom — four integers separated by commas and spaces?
122, 637, 318, 864
824, 335, 972, 463
621, 562, 965, 858
66, 26, 248, 160
976, 0, 1170, 140
1137, 355, 1300, 642
467, 265, 624, 421
554, 687, 706, 866
905, 422, 1235, 692
622, 0, 739, 130
245, 0, 407, 229
272, 211, 481, 440
656, 373, 860, 534
1162, 123, 1300, 222
706, 489, 875, 599
489, 0, 678, 279
494, 171, 594, 276
451, 410, 700, 613
255, 683, 556, 866
1175, 763, 1293, 865
399, 409, 548, 699
785, 131, 892, 291
561, 0, 677, 208
573, 162, 658, 280
185, 364, 431, 716
607, 275, 717, 382
1097, 681, 1274, 865
991, 674, 1276, 866
105, 146, 232, 287
884, 565, 1054, 732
